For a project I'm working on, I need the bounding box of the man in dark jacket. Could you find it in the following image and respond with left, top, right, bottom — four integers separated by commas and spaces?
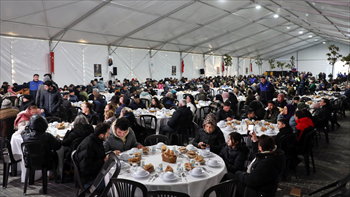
115, 96, 130, 117
258, 76, 274, 106
234, 133, 285, 197
93, 93, 107, 121
21, 114, 61, 171
74, 123, 110, 189
216, 100, 234, 122
313, 98, 332, 128
274, 118, 294, 146
263, 101, 279, 123
160, 99, 192, 135
40, 81, 62, 117
129, 94, 146, 110
241, 108, 258, 120
68, 89, 79, 102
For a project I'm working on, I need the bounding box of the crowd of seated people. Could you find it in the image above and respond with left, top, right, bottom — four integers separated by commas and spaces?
1, 71, 349, 195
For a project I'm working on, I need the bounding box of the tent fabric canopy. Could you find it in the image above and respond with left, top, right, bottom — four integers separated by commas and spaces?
0, 0, 349, 59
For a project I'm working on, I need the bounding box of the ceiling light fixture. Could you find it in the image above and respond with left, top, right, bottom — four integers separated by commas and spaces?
299, 30, 303, 34
309, 35, 312, 38
323, 42, 326, 44
287, 26, 290, 29
256, 5, 261, 9
274, 14, 279, 18
315, 39, 318, 41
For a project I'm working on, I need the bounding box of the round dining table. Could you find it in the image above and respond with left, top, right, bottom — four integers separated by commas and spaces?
105, 145, 227, 197
134, 109, 175, 134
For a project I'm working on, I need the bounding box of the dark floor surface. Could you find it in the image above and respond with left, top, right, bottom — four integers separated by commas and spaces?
1, 111, 349, 197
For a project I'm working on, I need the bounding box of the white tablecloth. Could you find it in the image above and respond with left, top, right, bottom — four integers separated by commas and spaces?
101, 93, 114, 101
218, 122, 279, 142
10, 127, 69, 182
105, 146, 227, 197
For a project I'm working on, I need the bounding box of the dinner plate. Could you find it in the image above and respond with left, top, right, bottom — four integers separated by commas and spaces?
207, 162, 221, 168
200, 152, 213, 158
189, 170, 206, 177
133, 171, 150, 179
161, 174, 179, 182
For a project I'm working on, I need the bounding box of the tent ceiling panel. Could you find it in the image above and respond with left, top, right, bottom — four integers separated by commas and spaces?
233, 5, 274, 20
171, 27, 224, 46
205, 15, 250, 32
43, 1, 82, 10
44, 1, 101, 28
161, 43, 191, 52
203, 0, 253, 11
6, 12, 47, 28
169, 2, 225, 25
232, 24, 269, 39
119, 38, 163, 49
61, 30, 121, 45
199, 34, 244, 50
0, 1, 44, 20
131, 18, 200, 41
0, 22, 50, 39
71, 6, 158, 36
254, 38, 307, 55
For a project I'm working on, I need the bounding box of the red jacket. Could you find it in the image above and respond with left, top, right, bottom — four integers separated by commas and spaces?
296, 117, 314, 142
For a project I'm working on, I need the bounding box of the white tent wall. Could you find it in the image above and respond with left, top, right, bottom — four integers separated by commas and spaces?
151, 51, 180, 80
110, 47, 133, 81
183, 54, 202, 79
0, 37, 50, 84
83, 45, 108, 85
131, 49, 150, 82
205, 55, 222, 77
0, 37, 12, 84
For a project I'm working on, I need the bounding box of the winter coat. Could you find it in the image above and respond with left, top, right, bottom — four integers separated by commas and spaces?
93, 97, 107, 119
244, 95, 256, 106
296, 117, 314, 144
93, 81, 107, 92
216, 109, 234, 122
14, 108, 41, 127
103, 124, 140, 152
129, 100, 146, 110
235, 142, 285, 197
21, 127, 61, 168
78, 110, 99, 125
167, 106, 192, 129
275, 100, 287, 108
74, 133, 105, 184
62, 124, 94, 147
274, 126, 294, 146
198, 93, 207, 101
40, 87, 62, 115
263, 108, 279, 123
219, 143, 249, 173
192, 127, 225, 154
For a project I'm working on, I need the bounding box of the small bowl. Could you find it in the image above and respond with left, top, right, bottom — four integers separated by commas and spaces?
136, 168, 147, 176
192, 167, 203, 175
163, 171, 175, 179
208, 159, 218, 166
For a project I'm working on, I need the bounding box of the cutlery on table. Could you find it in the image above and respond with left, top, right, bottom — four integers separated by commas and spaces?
202, 167, 213, 173
152, 173, 159, 182
182, 173, 187, 182
148, 174, 155, 182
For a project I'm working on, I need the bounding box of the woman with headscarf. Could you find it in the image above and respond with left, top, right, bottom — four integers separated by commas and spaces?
222, 92, 230, 102
319, 84, 327, 91
275, 93, 287, 108
192, 113, 225, 154
277, 104, 296, 122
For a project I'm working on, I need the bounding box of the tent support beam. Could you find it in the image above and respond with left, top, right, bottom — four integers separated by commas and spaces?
108, 1, 196, 47
50, 0, 111, 41
267, 41, 325, 60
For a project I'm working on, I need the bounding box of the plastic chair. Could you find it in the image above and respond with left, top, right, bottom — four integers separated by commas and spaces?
297, 129, 316, 175
278, 133, 297, 179
199, 106, 212, 125
147, 190, 190, 197
59, 106, 73, 122
170, 115, 192, 146
46, 116, 62, 123
70, 107, 82, 121
0, 117, 16, 141
61, 137, 84, 184
308, 173, 350, 197
140, 115, 157, 136
203, 179, 237, 197
100, 178, 147, 197
140, 98, 150, 108
144, 134, 170, 146
77, 152, 121, 197
71, 150, 85, 196
217, 89, 224, 95
0, 137, 22, 188
21, 141, 57, 195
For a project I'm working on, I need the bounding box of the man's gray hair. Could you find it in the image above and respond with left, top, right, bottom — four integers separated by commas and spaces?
93, 88, 99, 93
73, 115, 89, 128
179, 99, 186, 106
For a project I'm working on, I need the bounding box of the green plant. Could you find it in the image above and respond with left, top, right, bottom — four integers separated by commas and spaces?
286, 56, 295, 70
326, 44, 342, 76
268, 59, 275, 69
341, 53, 350, 66
276, 61, 288, 76
255, 54, 263, 74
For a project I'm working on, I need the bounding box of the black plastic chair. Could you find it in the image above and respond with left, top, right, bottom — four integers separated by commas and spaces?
144, 134, 170, 146
140, 115, 157, 136
141, 98, 150, 108
170, 115, 192, 146
217, 89, 224, 95
21, 141, 57, 195
0, 117, 16, 141
278, 133, 297, 179
203, 179, 237, 197
71, 151, 85, 197
100, 178, 147, 197
308, 173, 350, 197
46, 116, 62, 123
70, 107, 82, 121
147, 190, 190, 197
194, 94, 199, 101
77, 152, 121, 197
61, 137, 84, 184
199, 106, 212, 125
59, 106, 73, 122
0, 137, 22, 188
297, 129, 316, 175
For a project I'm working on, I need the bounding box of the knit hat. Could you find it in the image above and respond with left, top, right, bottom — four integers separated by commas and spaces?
43, 76, 50, 82
297, 102, 306, 110
202, 113, 217, 128
1, 99, 12, 109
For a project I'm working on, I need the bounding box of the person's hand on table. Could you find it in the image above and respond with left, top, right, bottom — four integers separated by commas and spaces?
137, 144, 144, 149
113, 150, 121, 156
227, 117, 233, 121
198, 142, 207, 149
104, 154, 109, 162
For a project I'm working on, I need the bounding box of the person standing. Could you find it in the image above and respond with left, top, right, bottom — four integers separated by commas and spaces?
13, 74, 43, 98
40, 81, 62, 117
258, 76, 274, 106
297, 74, 308, 96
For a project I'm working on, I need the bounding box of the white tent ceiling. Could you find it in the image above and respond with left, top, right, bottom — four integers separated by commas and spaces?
1, 0, 349, 59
